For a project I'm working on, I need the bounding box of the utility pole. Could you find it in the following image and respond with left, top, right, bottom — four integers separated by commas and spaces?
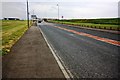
57, 4, 59, 20
27, 0, 29, 28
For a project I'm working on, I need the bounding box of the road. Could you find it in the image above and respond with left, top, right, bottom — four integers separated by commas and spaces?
39, 22, 120, 78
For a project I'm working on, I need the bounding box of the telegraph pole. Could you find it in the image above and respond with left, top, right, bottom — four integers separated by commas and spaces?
27, 0, 29, 28
57, 4, 59, 20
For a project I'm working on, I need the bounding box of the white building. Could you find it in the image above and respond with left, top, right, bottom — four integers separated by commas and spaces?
31, 15, 37, 22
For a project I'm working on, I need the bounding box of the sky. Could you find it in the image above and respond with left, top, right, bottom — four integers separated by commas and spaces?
1, 0, 120, 19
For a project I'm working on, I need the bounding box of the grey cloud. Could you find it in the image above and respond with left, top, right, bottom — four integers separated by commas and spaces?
1, 1, 118, 19
2, 2, 26, 19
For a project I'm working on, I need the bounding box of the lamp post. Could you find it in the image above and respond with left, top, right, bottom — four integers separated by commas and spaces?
27, 0, 29, 28
57, 4, 59, 20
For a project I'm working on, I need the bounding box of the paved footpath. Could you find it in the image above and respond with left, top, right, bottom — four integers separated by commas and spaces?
2, 26, 65, 79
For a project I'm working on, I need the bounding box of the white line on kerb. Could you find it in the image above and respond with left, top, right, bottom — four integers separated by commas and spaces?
38, 26, 73, 80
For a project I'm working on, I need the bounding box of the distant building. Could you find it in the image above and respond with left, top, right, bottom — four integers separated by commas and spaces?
3, 17, 20, 20
31, 15, 37, 19
31, 15, 37, 23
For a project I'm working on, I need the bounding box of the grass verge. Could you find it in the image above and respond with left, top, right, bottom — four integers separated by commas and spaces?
1, 20, 31, 55
48, 19, 119, 31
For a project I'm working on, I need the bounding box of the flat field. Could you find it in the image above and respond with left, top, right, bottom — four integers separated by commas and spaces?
1, 20, 30, 55
48, 18, 119, 30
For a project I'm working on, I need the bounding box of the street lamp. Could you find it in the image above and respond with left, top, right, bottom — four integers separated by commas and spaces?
57, 4, 59, 20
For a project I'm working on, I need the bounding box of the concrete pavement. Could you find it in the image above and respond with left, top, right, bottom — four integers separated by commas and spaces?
2, 26, 65, 79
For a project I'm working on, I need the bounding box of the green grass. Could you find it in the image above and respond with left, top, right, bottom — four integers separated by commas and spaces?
56, 18, 119, 25
1, 20, 31, 55
48, 18, 119, 30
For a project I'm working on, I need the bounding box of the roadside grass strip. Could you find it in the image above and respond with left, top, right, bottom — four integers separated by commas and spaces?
49, 20, 119, 31
2, 20, 30, 55
55, 26, 120, 46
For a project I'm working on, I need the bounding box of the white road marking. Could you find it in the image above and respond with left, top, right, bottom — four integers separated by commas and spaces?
38, 26, 73, 80
69, 34, 74, 36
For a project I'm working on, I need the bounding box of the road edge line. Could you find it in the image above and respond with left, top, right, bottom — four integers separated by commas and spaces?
38, 26, 73, 80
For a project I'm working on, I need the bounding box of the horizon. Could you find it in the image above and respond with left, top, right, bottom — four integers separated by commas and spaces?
1, 17, 119, 20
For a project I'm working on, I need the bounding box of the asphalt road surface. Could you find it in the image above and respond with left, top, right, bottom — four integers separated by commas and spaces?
39, 22, 120, 78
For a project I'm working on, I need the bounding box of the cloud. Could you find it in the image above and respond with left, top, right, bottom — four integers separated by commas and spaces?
29, 2, 58, 18
2, 2, 26, 19
58, 1, 118, 19
1, 0, 119, 19
1, 0, 119, 2
118, 1, 120, 18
